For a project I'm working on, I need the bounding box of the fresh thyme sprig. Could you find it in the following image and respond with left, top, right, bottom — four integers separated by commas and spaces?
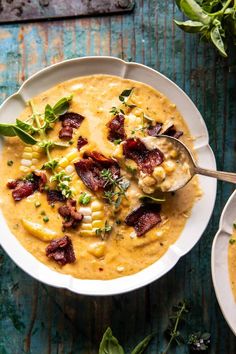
110, 88, 136, 116
95, 221, 113, 240
50, 171, 73, 199
161, 301, 189, 354
101, 169, 130, 208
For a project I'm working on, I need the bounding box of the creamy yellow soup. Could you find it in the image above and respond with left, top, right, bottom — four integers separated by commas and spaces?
228, 227, 236, 299
0, 75, 201, 280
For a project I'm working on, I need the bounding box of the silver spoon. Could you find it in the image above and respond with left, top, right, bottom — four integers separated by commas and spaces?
141, 135, 236, 192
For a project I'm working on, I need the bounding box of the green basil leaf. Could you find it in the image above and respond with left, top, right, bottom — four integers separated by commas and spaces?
139, 195, 166, 204
99, 327, 125, 354
120, 88, 133, 98
13, 126, 38, 145
130, 334, 153, 354
16, 119, 34, 133
210, 26, 227, 57
0, 123, 17, 137
44, 104, 57, 123
179, 0, 211, 25
53, 95, 72, 117
174, 20, 204, 33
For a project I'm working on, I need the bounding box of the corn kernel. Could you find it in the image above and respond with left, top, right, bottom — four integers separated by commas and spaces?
24, 147, 33, 152
153, 166, 166, 183
88, 242, 106, 258
113, 144, 123, 159
21, 159, 32, 167
22, 152, 32, 159
92, 220, 104, 229
81, 223, 93, 231
65, 165, 74, 174
32, 152, 40, 159
162, 161, 176, 174
20, 166, 30, 173
80, 230, 95, 237
142, 175, 156, 187
58, 157, 68, 168
141, 185, 155, 194
91, 200, 103, 212
92, 211, 103, 220
33, 145, 42, 152
83, 215, 92, 223
32, 159, 38, 165
79, 207, 92, 216
169, 149, 178, 159
66, 148, 78, 161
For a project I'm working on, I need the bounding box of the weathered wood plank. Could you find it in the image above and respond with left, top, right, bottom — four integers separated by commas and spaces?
0, 1, 236, 353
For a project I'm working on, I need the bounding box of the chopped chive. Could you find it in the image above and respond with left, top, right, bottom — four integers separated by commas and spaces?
34, 201, 41, 208
7, 160, 13, 166
40, 210, 46, 216
233, 222, 236, 229
229, 238, 236, 245
43, 216, 49, 223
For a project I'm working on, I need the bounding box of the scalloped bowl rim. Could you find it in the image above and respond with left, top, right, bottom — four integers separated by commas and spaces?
212, 190, 236, 335
0, 56, 216, 296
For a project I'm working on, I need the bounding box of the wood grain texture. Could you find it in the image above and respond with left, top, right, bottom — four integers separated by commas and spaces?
0, 1, 236, 353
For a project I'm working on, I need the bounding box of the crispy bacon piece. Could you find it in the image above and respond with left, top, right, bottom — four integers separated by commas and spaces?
74, 151, 120, 191
46, 235, 76, 266
77, 136, 88, 151
107, 114, 126, 142
162, 124, 183, 139
58, 199, 83, 231
60, 112, 85, 128
123, 138, 164, 174
7, 171, 47, 202
59, 112, 85, 140
125, 204, 161, 236
47, 190, 66, 204
59, 126, 73, 140
147, 122, 163, 137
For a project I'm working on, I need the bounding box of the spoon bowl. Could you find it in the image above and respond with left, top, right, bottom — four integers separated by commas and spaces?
142, 135, 236, 192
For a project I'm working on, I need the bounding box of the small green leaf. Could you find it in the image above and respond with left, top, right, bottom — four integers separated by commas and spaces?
44, 104, 56, 123
174, 20, 204, 33
210, 26, 227, 57
131, 334, 153, 354
99, 327, 125, 354
0, 123, 17, 137
13, 126, 38, 145
179, 0, 211, 25
16, 119, 34, 133
78, 192, 91, 205
53, 95, 72, 116
139, 195, 166, 204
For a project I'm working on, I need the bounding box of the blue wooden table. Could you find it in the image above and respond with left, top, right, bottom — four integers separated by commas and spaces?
0, 1, 236, 353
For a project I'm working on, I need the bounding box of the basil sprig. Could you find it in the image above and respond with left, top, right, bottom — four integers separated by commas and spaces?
99, 327, 153, 354
175, 0, 236, 57
0, 95, 72, 145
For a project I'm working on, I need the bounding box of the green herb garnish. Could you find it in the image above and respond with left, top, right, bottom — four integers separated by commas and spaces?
125, 164, 137, 175
110, 107, 125, 116
50, 171, 73, 199
174, 0, 236, 57
139, 195, 166, 204
101, 169, 130, 208
7, 160, 13, 166
119, 88, 135, 107
43, 159, 59, 172
95, 221, 113, 240
43, 216, 49, 223
34, 201, 41, 208
233, 222, 236, 229
40, 210, 46, 216
98, 327, 153, 354
113, 139, 122, 145
78, 192, 91, 205
229, 238, 236, 245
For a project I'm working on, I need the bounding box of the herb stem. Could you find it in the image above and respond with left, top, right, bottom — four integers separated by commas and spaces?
207, 0, 232, 16
162, 302, 186, 354
29, 100, 46, 139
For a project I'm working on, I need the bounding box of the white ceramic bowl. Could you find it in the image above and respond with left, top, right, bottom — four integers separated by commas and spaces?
0, 56, 216, 295
212, 190, 236, 334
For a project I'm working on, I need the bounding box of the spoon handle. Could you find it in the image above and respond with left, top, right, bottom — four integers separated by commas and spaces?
195, 166, 236, 184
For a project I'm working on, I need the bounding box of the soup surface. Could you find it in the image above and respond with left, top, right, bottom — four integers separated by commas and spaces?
228, 225, 236, 300
0, 75, 201, 280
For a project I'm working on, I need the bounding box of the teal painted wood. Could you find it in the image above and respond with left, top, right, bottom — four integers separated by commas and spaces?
0, 1, 236, 353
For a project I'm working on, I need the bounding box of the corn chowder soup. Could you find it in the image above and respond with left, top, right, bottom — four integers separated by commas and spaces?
229, 223, 236, 300
0, 75, 201, 280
